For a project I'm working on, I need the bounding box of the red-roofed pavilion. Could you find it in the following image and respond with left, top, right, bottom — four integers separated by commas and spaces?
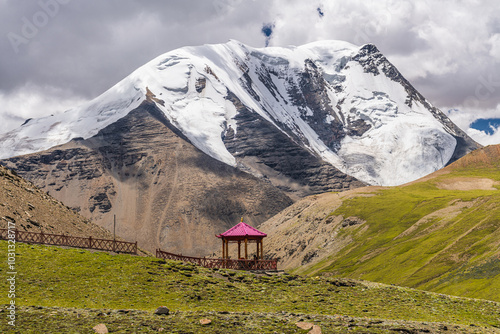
216, 218, 266, 260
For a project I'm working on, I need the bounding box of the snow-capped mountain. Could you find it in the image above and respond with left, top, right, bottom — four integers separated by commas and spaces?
0, 40, 479, 186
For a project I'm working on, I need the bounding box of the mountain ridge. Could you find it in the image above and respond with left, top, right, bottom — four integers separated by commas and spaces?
0, 40, 479, 186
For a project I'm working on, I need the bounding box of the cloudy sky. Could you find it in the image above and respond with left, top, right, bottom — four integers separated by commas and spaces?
1, 0, 500, 145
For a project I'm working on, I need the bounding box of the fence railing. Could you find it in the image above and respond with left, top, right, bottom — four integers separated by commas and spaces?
156, 248, 278, 271
0, 229, 137, 254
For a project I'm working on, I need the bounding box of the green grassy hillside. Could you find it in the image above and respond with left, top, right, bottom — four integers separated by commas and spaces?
262, 145, 500, 302
1, 242, 499, 333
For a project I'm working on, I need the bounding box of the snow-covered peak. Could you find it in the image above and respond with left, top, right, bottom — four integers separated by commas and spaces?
0, 40, 478, 186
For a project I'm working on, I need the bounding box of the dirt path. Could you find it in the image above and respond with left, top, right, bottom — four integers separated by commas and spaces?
437, 177, 498, 191
156, 142, 181, 246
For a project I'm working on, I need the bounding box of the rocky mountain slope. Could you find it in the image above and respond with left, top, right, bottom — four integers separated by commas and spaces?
2, 101, 293, 254
0, 40, 479, 187
0, 164, 112, 239
261, 144, 500, 302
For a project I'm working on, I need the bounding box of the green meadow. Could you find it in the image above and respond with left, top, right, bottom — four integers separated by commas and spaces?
0, 241, 499, 333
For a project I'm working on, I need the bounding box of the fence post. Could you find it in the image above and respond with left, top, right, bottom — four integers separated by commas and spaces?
134, 241, 137, 254
40, 231, 44, 244
89, 236, 92, 249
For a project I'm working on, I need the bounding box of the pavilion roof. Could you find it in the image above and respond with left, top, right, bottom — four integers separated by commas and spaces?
216, 222, 267, 238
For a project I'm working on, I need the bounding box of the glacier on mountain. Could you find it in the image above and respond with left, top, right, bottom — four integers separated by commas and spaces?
0, 40, 477, 186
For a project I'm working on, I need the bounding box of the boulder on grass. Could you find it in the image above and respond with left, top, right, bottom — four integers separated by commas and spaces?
154, 306, 170, 315
296, 322, 314, 330
309, 325, 322, 334
93, 323, 108, 334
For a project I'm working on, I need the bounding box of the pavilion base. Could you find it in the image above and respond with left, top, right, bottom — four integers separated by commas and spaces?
156, 249, 278, 271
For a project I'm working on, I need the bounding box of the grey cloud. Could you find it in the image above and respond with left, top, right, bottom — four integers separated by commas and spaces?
0, 0, 268, 99
0, 0, 500, 143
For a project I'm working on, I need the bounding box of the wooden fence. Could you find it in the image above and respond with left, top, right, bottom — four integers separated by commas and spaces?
156, 248, 278, 271
0, 229, 137, 254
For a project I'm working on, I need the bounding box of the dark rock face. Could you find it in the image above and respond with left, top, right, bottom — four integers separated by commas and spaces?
220, 56, 367, 198
294, 59, 346, 152
195, 77, 206, 93
224, 92, 366, 200
346, 119, 371, 137
2, 101, 293, 255
241, 56, 351, 155
239, 54, 375, 163
89, 189, 113, 213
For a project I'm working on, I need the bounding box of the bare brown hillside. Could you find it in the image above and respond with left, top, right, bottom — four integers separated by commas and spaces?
445, 144, 500, 169
260, 187, 381, 270
0, 165, 112, 239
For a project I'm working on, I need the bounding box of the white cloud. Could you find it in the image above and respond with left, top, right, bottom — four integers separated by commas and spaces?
489, 33, 500, 61
446, 105, 500, 146
466, 127, 500, 146
0, 83, 85, 134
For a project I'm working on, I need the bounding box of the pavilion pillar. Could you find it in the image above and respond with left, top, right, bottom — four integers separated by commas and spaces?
222, 239, 225, 259
225, 239, 229, 259
238, 241, 241, 259
244, 237, 248, 259
261, 239, 264, 260
256, 241, 259, 260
